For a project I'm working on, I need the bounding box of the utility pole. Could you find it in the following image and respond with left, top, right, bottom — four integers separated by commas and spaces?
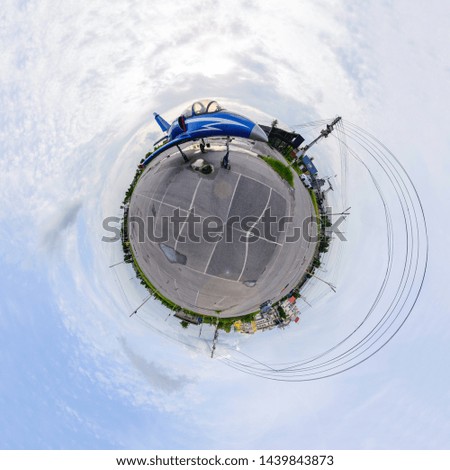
321, 175, 337, 196
129, 295, 152, 317
109, 260, 125, 268
299, 295, 313, 307
305, 270, 337, 293
297, 117, 341, 158
325, 207, 351, 216
210, 321, 220, 358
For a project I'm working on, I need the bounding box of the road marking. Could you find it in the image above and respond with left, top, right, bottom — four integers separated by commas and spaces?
194, 290, 199, 306
225, 173, 241, 219
230, 170, 285, 200
134, 193, 282, 246
134, 193, 189, 214
238, 188, 272, 282
203, 174, 241, 274
185, 264, 241, 284
214, 296, 226, 307
174, 178, 203, 250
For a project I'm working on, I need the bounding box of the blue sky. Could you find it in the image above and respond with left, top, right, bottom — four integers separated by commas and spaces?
1, 0, 449, 449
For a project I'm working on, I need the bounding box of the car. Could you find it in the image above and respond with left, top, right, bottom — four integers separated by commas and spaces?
300, 174, 312, 188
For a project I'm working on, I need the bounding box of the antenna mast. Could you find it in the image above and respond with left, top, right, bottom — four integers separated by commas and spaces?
296, 116, 342, 160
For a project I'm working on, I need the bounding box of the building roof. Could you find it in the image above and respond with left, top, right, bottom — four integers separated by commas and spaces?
260, 125, 304, 150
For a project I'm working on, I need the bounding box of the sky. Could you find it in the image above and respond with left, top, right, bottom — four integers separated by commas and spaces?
1, 0, 449, 449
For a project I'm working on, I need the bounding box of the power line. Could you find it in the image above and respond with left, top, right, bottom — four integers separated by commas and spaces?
114, 118, 428, 382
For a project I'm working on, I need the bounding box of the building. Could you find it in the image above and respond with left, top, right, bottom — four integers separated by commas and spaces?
260, 125, 304, 153
235, 302, 300, 334
300, 155, 318, 175
281, 296, 300, 319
